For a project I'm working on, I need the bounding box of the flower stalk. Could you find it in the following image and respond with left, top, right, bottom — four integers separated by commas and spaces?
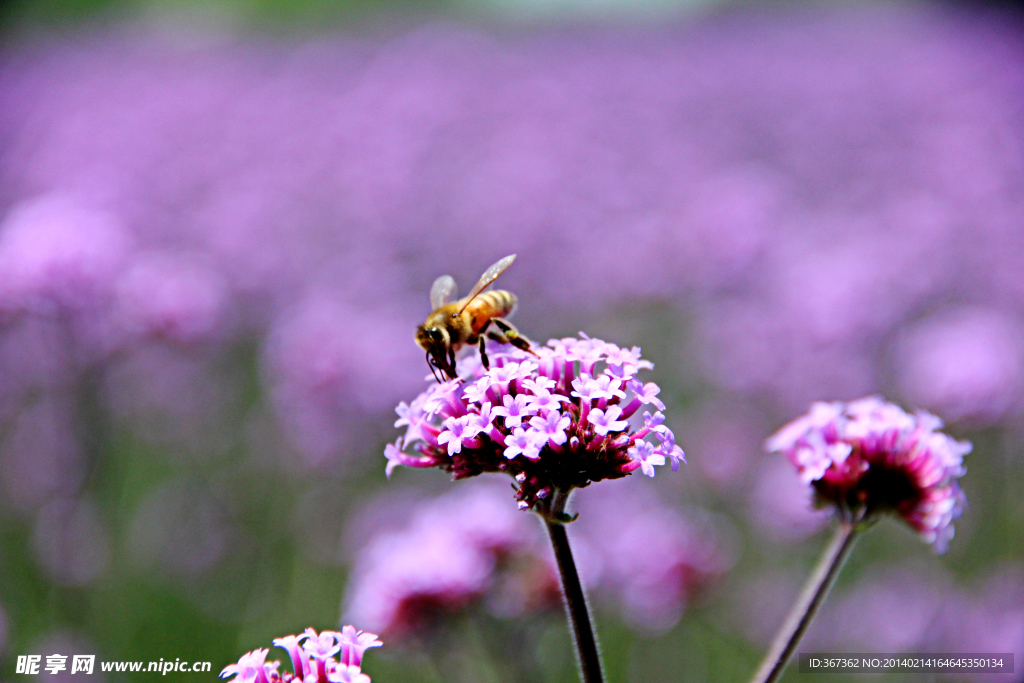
751, 522, 861, 683
541, 489, 604, 683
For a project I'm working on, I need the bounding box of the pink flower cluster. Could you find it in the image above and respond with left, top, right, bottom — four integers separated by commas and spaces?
220, 627, 381, 683
343, 483, 555, 635
385, 335, 683, 510
343, 481, 732, 636
766, 396, 971, 552
572, 486, 736, 632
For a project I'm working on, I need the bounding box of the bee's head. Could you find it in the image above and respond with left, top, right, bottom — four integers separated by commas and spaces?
416, 324, 453, 365
415, 324, 447, 353
416, 324, 454, 381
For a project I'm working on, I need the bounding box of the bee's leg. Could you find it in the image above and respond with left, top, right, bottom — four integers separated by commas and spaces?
477, 335, 490, 370
447, 347, 458, 379
484, 325, 511, 346
427, 353, 443, 384
492, 318, 538, 356
476, 319, 498, 369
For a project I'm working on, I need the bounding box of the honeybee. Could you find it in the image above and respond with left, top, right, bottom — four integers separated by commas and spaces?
416, 254, 535, 382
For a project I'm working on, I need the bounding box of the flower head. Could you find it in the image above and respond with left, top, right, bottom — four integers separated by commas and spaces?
302, 628, 341, 660
529, 410, 572, 447
766, 396, 970, 552
345, 481, 733, 638
270, 636, 308, 680
587, 405, 629, 436
492, 393, 539, 428
337, 626, 383, 668
627, 440, 665, 477
224, 627, 381, 683
437, 415, 483, 455
343, 482, 545, 636
504, 427, 543, 461
384, 336, 682, 510
0, 194, 132, 314
221, 649, 273, 683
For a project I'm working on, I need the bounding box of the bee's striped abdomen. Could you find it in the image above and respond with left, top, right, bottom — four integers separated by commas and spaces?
466, 289, 517, 334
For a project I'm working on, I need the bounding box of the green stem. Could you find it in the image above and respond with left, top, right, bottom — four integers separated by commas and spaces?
541, 489, 604, 683
751, 522, 861, 683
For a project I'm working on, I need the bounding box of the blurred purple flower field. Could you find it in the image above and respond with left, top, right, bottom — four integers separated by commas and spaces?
0, 3, 1023, 681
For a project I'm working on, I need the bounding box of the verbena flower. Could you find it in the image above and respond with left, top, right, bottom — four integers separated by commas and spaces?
385, 335, 684, 510
114, 250, 228, 345
343, 483, 549, 635
894, 307, 1024, 426
344, 481, 732, 636
221, 628, 381, 683
0, 193, 132, 315
219, 649, 275, 683
572, 486, 736, 632
766, 396, 971, 552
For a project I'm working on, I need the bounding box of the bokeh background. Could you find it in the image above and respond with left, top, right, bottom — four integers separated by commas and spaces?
1, 0, 1023, 680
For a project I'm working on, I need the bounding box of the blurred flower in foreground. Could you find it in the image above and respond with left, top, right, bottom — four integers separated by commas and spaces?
114, 250, 228, 345
806, 564, 951, 653
573, 486, 736, 631
263, 295, 422, 466
0, 194, 132, 315
343, 480, 731, 635
343, 482, 551, 635
894, 308, 1024, 425
766, 396, 970, 552
385, 335, 683, 510
220, 627, 381, 683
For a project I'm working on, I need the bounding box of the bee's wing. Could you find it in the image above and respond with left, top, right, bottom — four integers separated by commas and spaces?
458, 254, 516, 314
430, 275, 458, 309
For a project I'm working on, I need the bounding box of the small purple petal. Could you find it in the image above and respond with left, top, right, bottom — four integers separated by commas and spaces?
588, 405, 629, 436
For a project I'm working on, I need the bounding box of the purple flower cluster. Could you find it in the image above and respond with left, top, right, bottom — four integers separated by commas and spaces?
220, 627, 381, 683
385, 335, 683, 510
571, 486, 736, 631
343, 482, 552, 635
343, 480, 731, 635
894, 308, 1024, 425
766, 396, 971, 552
